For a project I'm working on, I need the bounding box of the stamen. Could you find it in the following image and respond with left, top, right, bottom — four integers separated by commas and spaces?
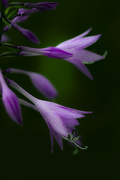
63, 133, 88, 150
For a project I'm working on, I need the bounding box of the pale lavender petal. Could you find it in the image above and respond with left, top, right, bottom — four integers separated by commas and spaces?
61, 118, 79, 127
1, 34, 9, 43
57, 35, 101, 50
0, 71, 22, 125
65, 49, 105, 63
57, 28, 92, 48
53, 131, 63, 150
43, 101, 89, 118
35, 101, 68, 137
28, 72, 57, 99
65, 57, 94, 80
12, 24, 40, 44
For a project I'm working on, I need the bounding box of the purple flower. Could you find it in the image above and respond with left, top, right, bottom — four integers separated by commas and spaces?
12, 23, 40, 44
55, 28, 105, 80
16, 29, 105, 79
8, 80, 91, 152
0, 70, 22, 125
5, 68, 58, 99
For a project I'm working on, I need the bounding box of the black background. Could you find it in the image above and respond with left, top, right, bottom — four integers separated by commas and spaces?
0, 0, 120, 179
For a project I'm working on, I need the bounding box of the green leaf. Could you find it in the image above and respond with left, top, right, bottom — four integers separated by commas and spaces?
7, 9, 18, 19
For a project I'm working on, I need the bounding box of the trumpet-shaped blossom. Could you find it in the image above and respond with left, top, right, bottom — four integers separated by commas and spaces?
8, 79, 91, 152
4, 68, 58, 99
0, 70, 22, 125
15, 29, 104, 80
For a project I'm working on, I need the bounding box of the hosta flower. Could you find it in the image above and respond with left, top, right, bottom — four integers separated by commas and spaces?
4, 68, 58, 99
8, 79, 91, 152
0, 70, 22, 125
15, 29, 105, 80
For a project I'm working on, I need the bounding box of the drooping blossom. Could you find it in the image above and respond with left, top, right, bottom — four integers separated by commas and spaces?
14, 29, 104, 80
0, 70, 22, 125
8, 79, 91, 152
4, 68, 58, 99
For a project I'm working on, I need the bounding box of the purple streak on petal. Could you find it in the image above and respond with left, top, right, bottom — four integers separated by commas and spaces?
65, 57, 94, 80
4, 94, 22, 125
12, 24, 40, 44
1, 34, 9, 43
40, 47, 73, 59
24, 2, 58, 11
0, 70, 22, 125
53, 131, 63, 150
57, 28, 92, 48
19, 46, 72, 59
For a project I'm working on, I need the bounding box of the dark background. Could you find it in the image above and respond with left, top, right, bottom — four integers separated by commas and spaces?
0, 0, 120, 179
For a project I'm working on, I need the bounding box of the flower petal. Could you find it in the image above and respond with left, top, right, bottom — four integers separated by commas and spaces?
5, 68, 58, 99
61, 118, 80, 127
35, 101, 68, 137
0, 71, 22, 125
65, 57, 94, 80
57, 35, 101, 50
1, 34, 9, 43
57, 28, 92, 48
12, 24, 40, 44
43, 101, 89, 118
53, 131, 63, 150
